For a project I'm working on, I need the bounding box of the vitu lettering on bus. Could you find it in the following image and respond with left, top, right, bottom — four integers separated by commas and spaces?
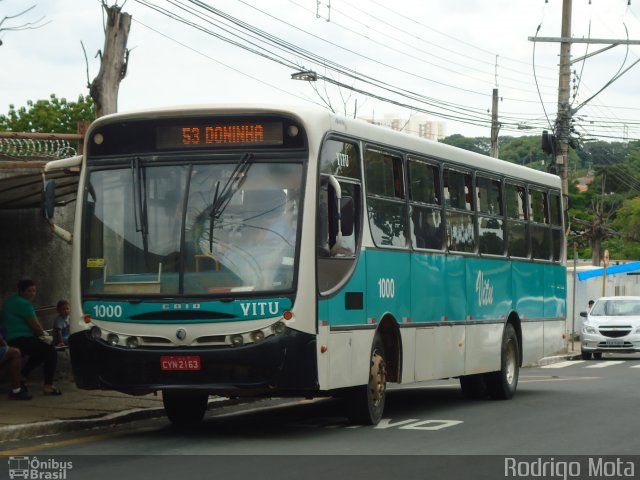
240, 301, 280, 316
475, 270, 494, 307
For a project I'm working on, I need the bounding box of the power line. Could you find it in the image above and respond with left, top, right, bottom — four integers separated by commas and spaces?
130, 0, 640, 139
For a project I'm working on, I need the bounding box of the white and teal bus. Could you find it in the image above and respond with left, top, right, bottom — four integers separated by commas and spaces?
45, 105, 566, 426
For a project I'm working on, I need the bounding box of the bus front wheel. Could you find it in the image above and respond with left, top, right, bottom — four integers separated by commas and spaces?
163, 392, 209, 427
486, 323, 519, 400
347, 333, 387, 425
460, 374, 488, 400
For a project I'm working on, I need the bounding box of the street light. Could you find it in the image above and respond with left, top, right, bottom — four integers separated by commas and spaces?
291, 70, 318, 82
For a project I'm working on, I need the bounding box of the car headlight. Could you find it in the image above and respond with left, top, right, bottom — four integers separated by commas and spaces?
583, 325, 598, 334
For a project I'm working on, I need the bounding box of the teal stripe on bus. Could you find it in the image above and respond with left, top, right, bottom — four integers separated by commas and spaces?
83, 297, 293, 324
319, 250, 566, 327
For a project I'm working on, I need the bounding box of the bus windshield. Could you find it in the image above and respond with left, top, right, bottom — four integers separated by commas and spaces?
83, 160, 303, 296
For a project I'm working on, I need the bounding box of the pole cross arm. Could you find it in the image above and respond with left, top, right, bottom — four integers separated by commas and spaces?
528, 37, 640, 45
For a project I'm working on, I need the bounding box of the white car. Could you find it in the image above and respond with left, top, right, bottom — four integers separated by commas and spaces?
580, 296, 640, 360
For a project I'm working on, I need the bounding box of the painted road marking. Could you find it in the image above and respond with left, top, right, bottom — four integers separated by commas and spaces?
541, 360, 585, 368
585, 361, 625, 368
520, 376, 598, 383
541, 360, 640, 369
0, 432, 124, 456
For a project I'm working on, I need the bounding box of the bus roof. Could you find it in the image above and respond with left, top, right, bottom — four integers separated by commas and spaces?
91, 104, 561, 189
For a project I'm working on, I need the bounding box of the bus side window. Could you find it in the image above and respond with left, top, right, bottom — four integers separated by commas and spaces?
364, 148, 407, 248
505, 183, 529, 258
408, 159, 443, 250
530, 188, 551, 260
549, 192, 563, 262
444, 167, 475, 253
476, 175, 504, 256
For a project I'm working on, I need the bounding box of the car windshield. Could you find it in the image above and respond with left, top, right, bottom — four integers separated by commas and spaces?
83, 160, 303, 296
590, 299, 640, 316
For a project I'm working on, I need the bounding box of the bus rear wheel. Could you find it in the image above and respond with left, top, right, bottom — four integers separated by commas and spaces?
347, 333, 387, 425
486, 323, 519, 400
163, 392, 209, 427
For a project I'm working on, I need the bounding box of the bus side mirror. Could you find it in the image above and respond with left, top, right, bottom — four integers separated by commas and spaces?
42, 179, 56, 222
340, 196, 354, 236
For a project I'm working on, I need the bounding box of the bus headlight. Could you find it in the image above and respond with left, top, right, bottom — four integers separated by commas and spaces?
126, 336, 139, 348
272, 321, 286, 335
89, 326, 102, 341
250, 331, 265, 343
107, 333, 120, 346
230, 334, 244, 347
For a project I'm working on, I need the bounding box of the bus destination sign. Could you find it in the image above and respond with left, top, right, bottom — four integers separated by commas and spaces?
156, 121, 283, 149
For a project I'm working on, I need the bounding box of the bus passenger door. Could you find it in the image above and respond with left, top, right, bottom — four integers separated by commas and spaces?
317, 139, 365, 389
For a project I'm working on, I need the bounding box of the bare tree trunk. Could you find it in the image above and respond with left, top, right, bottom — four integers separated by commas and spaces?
90, 3, 131, 117
591, 235, 601, 266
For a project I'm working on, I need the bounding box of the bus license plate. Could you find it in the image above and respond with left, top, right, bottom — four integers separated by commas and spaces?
160, 355, 201, 371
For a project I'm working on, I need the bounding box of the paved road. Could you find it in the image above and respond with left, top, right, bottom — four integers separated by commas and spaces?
2, 356, 639, 479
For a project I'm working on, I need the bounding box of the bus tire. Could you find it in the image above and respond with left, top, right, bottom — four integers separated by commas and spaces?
163, 392, 209, 427
486, 323, 519, 400
460, 374, 488, 400
347, 333, 387, 425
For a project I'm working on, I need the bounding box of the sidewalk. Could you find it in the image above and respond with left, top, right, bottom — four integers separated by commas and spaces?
0, 344, 583, 443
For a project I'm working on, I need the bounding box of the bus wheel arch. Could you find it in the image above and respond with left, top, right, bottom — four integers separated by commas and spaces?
507, 312, 523, 367
377, 315, 402, 383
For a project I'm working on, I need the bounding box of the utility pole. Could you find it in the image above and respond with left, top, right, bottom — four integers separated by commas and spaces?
528, 0, 640, 197
555, 0, 573, 196
490, 88, 499, 158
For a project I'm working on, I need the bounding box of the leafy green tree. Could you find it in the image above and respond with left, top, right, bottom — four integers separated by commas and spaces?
578, 140, 629, 169
602, 236, 640, 261
0, 94, 95, 133
612, 196, 640, 243
499, 136, 546, 167
588, 147, 640, 198
441, 134, 490, 156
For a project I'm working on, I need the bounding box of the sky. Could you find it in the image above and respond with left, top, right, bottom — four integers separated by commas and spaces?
1, 0, 640, 141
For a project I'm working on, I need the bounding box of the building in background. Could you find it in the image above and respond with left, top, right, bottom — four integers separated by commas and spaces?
362, 113, 447, 142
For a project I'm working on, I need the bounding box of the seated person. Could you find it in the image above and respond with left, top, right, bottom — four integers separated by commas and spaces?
1, 332, 32, 400
1, 279, 62, 396
52, 299, 70, 347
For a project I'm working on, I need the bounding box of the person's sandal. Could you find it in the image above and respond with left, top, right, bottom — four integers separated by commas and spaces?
43, 386, 62, 396
8, 387, 32, 400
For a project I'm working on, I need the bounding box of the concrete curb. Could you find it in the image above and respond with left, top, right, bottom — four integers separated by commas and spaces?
531, 351, 583, 367
0, 397, 240, 443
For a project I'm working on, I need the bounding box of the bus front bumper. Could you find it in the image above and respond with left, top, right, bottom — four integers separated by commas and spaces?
68, 329, 318, 396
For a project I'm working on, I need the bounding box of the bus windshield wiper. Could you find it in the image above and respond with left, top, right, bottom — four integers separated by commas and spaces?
208, 153, 253, 252
131, 157, 150, 260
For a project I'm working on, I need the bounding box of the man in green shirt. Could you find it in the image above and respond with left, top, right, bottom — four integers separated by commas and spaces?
1, 279, 61, 396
